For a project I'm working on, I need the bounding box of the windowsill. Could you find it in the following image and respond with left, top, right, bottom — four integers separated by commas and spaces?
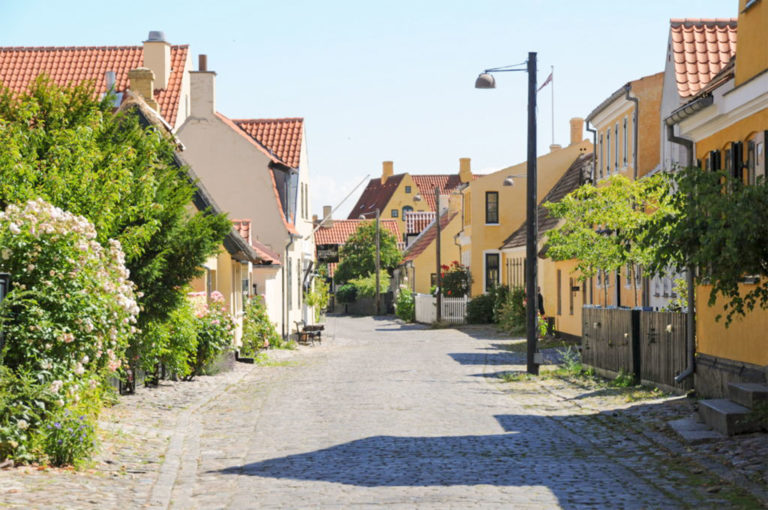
485, 223, 500, 226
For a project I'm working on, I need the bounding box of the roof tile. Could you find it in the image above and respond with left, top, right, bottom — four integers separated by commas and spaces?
233, 118, 304, 168
314, 219, 400, 246
403, 211, 459, 263
669, 19, 737, 98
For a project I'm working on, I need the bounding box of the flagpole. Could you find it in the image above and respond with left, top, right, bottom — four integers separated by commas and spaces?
551, 65, 554, 146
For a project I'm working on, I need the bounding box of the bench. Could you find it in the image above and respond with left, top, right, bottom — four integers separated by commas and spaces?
294, 321, 324, 345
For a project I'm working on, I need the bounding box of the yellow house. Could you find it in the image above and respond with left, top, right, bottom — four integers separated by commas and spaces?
667, 0, 768, 397
399, 195, 463, 295
499, 154, 594, 339
347, 159, 477, 244
583, 72, 664, 309
457, 118, 591, 297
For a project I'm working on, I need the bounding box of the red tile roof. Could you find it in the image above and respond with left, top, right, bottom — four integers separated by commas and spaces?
410, 175, 469, 212
403, 211, 459, 263
348, 174, 406, 219
314, 219, 400, 246
670, 19, 737, 98
0, 45, 189, 126
232, 219, 281, 264
232, 219, 251, 243
233, 118, 304, 168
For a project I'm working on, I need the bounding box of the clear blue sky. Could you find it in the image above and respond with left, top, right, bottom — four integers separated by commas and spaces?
1, 0, 737, 218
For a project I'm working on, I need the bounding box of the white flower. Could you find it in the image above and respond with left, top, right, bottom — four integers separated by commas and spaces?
26, 263, 35, 272
8, 223, 20, 234
17, 419, 28, 430
0, 248, 11, 260
74, 363, 85, 375
81, 355, 89, 365
50, 380, 63, 394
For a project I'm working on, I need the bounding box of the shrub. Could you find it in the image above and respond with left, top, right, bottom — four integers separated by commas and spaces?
187, 291, 235, 378
441, 261, 471, 297
466, 294, 495, 323
395, 287, 415, 322
349, 270, 390, 298
304, 278, 330, 322
336, 283, 358, 304
498, 287, 526, 334
490, 285, 510, 323
241, 296, 281, 355
158, 298, 199, 379
0, 199, 138, 464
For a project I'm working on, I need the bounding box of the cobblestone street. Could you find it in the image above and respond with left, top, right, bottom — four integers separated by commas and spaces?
1, 315, 766, 509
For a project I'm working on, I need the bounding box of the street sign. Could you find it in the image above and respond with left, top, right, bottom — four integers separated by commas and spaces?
317, 244, 339, 263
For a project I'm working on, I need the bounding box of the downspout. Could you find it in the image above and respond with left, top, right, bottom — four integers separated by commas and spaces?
625, 84, 639, 180
585, 120, 597, 182
282, 233, 297, 339
667, 123, 696, 383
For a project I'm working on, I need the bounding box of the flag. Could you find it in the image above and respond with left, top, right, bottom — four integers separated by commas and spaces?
537, 71, 553, 93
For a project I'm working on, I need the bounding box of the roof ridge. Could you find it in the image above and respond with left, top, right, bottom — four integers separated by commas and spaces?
670, 18, 737, 26
232, 117, 304, 123
0, 44, 189, 51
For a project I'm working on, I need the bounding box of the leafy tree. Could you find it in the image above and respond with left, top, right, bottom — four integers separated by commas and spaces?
545, 174, 677, 306
334, 221, 401, 283
649, 167, 768, 324
0, 77, 230, 365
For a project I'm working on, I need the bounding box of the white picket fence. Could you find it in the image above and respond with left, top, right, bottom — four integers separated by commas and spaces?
414, 293, 468, 324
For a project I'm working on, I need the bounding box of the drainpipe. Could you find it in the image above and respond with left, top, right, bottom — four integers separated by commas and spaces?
585, 120, 597, 182
624, 84, 639, 180
667, 123, 696, 383
282, 233, 297, 339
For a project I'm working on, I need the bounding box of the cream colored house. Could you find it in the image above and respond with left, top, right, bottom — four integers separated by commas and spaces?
177, 56, 314, 338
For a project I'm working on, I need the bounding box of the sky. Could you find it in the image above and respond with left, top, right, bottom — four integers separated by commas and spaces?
0, 0, 737, 219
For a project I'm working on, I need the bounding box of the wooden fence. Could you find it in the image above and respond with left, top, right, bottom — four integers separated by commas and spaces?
414, 294, 468, 324
581, 307, 692, 392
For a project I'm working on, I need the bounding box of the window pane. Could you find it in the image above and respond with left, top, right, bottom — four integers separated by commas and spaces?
485, 253, 500, 291
485, 191, 499, 223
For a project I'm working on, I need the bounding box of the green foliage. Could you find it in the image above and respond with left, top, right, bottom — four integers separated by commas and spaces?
334, 221, 401, 283
467, 294, 495, 323
440, 261, 471, 297
546, 174, 677, 306
0, 77, 229, 369
648, 166, 768, 324
41, 407, 97, 467
498, 287, 527, 335
395, 287, 415, 322
187, 293, 235, 378
304, 278, 330, 322
158, 298, 199, 379
335, 283, 358, 304
241, 297, 281, 356
490, 285, 510, 323
349, 270, 390, 298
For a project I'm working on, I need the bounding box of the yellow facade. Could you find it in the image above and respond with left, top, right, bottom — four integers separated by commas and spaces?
379, 173, 431, 236
462, 139, 592, 296
404, 199, 463, 295
734, 0, 768, 88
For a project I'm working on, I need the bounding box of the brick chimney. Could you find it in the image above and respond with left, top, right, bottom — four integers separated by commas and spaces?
143, 31, 171, 90
189, 54, 216, 119
322, 205, 333, 228
570, 117, 584, 146
459, 157, 472, 183
381, 161, 394, 184
128, 67, 159, 111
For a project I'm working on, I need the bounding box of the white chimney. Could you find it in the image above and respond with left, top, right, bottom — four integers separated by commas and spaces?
189, 54, 216, 119
143, 31, 171, 90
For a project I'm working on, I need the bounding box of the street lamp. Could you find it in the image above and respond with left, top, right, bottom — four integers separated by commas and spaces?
359, 209, 381, 315
475, 52, 539, 375
502, 174, 527, 187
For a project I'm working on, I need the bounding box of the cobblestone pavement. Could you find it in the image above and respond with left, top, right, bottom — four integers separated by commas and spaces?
1, 315, 766, 509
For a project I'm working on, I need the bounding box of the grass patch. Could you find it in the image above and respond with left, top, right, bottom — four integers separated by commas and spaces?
502, 336, 578, 353
253, 352, 296, 367
498, 371, 533, 383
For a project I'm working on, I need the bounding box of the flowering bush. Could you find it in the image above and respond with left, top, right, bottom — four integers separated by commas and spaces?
440, 261, 471, 297
187, 291, 235, 378
395, 286, 415, 322
0, 199, 138, 464
241, 296, 281, 356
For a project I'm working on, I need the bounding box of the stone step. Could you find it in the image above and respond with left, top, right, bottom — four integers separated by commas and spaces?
668, 415, 725, 444
698, 399, 757, 436
728, 382, 768, 409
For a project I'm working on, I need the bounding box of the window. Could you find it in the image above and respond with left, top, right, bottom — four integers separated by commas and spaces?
614, 123, 619, 172
405, 185, 412, 194
484, 253, 500, 292
485, 191, 499, 224
623, 117, 628, 167
402, 205, 413, 218
599, 134, 604, 178
606, 130, 611, 174
391, 209, 399, 218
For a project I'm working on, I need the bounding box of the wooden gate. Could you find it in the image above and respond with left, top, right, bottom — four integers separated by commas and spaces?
582, 307, 635, 377
639, 311, 692, 391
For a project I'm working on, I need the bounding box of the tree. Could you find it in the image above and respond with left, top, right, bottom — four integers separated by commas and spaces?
0, 77, 230, 365
649, 166, 768, 324
333, 221, 401, 283
545, 174, 677, 306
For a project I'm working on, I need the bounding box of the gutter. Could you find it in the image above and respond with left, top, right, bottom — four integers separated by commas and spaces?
666, 95, 714, 127
665, 122, 696, 384
624, 84, 639, 180
282, 233, 298, 339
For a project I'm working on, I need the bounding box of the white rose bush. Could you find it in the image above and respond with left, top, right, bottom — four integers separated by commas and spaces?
0, 199, 138, 464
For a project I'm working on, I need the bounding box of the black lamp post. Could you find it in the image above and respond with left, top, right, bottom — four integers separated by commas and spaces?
434, 186, 442, 323
476, 52, 539, 375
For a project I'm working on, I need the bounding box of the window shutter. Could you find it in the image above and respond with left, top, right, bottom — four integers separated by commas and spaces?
731, 141, 743, 181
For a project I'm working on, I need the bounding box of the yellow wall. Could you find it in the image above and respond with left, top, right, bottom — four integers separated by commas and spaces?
540, 258, 586, 337
735, 0, 768, 87
695, 110, 768, 160
409, 206, 463, 295
464, 139, 592, 296
379, 174, 431, 237
697, 284, 768, 366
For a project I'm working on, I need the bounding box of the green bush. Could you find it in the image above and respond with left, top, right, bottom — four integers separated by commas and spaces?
241, 297, 281, 356
441, 261, 471, 297
498, 287, 526, 334
336, 283, 358, 304
187, 291, 235, 378
304, 278, 330, 322
395, 287, 415, 322
467, 294, 495, 323
159, 298, 199, 379
349, 270, 390, 298
490, 285, 510, 323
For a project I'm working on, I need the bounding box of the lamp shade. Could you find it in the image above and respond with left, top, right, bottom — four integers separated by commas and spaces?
503, 176, 515, 186
474, 73, 496, 89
